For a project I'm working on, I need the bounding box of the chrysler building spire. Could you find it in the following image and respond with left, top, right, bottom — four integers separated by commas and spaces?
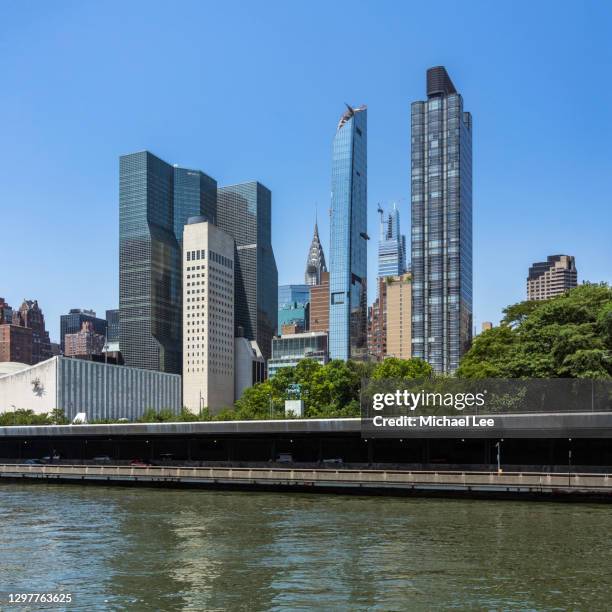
304, 219, 327, 286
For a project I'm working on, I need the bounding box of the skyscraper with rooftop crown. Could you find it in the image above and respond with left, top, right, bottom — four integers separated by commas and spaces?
305, 221, 327, 286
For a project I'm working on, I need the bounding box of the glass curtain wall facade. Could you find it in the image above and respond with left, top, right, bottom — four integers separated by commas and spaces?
119, 151, 217, 373
105, 309, 119, 343
411, 67, 473, 374
278, 285, 310, 308
268, 331, 328, 377
378, 203, 407, 278
173, 167, 217, 239
329, 105, 368, 361
217, 182, 278, 362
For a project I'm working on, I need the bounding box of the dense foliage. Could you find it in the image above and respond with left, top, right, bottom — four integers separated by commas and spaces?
0, 408, 68, 426
215, 357, 433, 420
458, 283, 612, 379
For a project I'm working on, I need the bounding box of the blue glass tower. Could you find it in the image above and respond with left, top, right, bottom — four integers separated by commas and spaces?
329, 105, 368, 361
278, 284, 310, 332
377, 203, 407, 278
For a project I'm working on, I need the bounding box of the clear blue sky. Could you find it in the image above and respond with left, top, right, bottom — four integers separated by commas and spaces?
2, 0, 611, 342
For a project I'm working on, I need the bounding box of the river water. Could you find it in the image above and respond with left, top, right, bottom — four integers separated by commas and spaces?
0, 483, 610, 611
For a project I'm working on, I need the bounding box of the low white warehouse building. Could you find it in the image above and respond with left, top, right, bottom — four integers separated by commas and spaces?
0, 357, 181, 421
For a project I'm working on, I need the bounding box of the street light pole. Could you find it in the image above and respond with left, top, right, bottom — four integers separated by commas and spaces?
568, 438, 572, 487
495, 440, 502, 474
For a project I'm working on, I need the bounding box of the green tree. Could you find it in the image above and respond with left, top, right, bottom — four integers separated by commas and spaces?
458, 283, 612, 378
48, 408, 68, 425
307, 360, 360, 416
371, 357, 434, 380
0, 409, 49, 426
233, 380, 279, 419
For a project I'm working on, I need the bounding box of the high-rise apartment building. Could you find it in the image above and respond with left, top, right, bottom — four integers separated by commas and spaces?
119, 151, 217, 374
329, 104, 368, 361
367, 278, 387, 361
13, 299, 52, 364
305, 221, 327, 286
368, 203, 408, 361
378, 203, 407, 278
527, 255, 577, 300
411, 66, 473, 373
60, 309, 107, 353
0, 298, 13, 325
64, 321, 106, 358
309, 271, 330, 333
0, 323, 33, 364
217, 182, 278, 362
183, 218, 235, 413
386, 273, 412, 359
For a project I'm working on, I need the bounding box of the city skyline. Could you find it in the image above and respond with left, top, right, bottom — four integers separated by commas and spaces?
2, 2, 611, 343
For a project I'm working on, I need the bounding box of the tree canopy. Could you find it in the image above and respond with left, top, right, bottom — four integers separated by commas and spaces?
218, 356, 434, 420
458, 283, 612, 379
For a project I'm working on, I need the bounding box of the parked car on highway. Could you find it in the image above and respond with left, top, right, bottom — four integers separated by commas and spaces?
23, 458, 45, 465
92, 455, 111, 463
275, 453, 293, 463
322, 457, 344, 466
130, 459, 151, 467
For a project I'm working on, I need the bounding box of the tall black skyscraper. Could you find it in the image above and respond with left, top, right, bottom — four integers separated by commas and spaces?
105, 309, 119, 343
217, 182, 278, 361
411, 67, 473, 373
119, 151, 217, 373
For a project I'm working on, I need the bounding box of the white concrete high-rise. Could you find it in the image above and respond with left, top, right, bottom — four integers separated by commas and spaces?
183, 218, 235, 413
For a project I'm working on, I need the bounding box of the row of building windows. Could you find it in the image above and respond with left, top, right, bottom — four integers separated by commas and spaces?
186, 249, 233, 270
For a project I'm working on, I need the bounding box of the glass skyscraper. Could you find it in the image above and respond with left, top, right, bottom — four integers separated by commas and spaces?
105, 309, 119, 343
278, 284, 310, 333
278, 284, 310, 309
329, 105, 368, 361
119, 151, 217, 373
378, 203, 407, 278
217, 182, 278, 362
411, 66, 473, 373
